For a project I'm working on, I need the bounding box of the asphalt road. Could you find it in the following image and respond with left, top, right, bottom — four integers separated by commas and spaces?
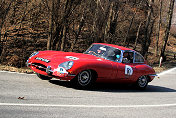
0, 68, 176, 118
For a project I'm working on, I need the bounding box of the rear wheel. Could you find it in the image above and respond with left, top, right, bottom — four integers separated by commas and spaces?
37, 73, 52, 80
135, 75, 148, 90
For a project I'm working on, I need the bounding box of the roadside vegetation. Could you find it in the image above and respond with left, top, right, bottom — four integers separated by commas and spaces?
0, 0, 176, 72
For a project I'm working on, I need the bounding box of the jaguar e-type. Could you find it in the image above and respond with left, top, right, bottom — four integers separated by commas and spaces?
27, 43, 157, 89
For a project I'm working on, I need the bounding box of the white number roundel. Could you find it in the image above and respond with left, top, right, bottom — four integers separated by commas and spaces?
125, 65, 133, 76
66, 56, 79, 60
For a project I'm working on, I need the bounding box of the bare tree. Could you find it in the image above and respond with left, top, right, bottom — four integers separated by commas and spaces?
160, 0, 175, 61
141, 0, 154, 57
1, 0, 174, 67
46, 0, 54, 50
104, 2, 113, 42
155, 0, 162, 56
134, 21, 142, 50
48, 0, 83, 51
123, 12, 135, 47
104, 1, 119, 43
70, 14, 85, 52
0, 0, 14, 59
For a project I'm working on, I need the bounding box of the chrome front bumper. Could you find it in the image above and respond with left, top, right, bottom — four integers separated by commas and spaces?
26, 60, 76, 77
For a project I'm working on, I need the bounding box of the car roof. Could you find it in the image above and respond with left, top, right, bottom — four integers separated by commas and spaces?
93, 43, 134, 51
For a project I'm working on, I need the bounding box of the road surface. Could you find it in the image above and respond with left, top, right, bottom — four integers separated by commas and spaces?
0, 68, 176, 118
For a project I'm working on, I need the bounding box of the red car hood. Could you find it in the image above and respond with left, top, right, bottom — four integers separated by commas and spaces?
35, 51, 103, 65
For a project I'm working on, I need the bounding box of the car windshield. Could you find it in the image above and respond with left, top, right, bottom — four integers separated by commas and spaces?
84, 44, 122, 62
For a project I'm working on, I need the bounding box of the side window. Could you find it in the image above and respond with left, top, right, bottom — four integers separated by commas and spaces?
134, 53, 144, 63
104, 49, 121, 62
122, 52, 134, 63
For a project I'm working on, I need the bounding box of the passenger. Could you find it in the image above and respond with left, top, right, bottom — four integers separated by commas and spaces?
123, 52, 133, 63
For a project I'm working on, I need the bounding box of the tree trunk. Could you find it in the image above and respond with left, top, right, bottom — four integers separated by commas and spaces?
0, 0, 14, 61
141, 2, 153, 56
0, 31, 7, 63
55, 25, 63, 50
104, 2, 113, 42
145, 19, 155, 59
60, 26, 67, 51
92, 0, 99, 43
0, 27, 2, 56
134, 22, 142, 50
47, 0, 54, 50
123, 14, 135, 47
160, 0, 175, 60
155, 0, 162, 56
54, 0, 76, 50
70, 15, 84, 52
109, 2, 119, 35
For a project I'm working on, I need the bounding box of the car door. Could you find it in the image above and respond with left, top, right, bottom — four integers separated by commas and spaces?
115, 51, 137, 82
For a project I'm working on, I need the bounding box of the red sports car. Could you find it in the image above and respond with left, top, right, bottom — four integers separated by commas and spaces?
27, 43, 157, 89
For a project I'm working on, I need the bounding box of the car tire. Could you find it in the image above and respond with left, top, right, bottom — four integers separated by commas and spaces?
37, 73, 52, 80
72, 70, 96, 89
135, 75, 148, 90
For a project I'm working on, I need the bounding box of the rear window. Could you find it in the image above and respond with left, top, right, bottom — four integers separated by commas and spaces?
134, 53, 144, 63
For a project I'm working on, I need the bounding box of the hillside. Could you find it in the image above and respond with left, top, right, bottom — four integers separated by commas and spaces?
0, 32, 175, 73
0, 0, 176, 73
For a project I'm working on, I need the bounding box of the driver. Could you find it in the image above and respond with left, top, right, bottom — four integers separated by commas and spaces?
106, 49, 121, 61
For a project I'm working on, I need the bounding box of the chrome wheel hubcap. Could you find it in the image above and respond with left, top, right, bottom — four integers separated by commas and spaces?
138, 76, 148, 88
78, 71, 91, 86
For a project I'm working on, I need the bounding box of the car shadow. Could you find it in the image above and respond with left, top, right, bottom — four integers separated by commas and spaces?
49, 80, 176, 93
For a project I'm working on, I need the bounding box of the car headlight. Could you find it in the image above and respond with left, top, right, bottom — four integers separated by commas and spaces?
59, 61, 74, 70
29, 51, 39, 58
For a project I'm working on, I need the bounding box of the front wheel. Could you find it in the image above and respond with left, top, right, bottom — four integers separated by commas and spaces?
135, 75, 148, 90
72, 70, 96, 89
37, 73, 52, 80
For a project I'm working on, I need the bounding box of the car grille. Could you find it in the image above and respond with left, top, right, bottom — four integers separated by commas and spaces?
31, 63, 47, 72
